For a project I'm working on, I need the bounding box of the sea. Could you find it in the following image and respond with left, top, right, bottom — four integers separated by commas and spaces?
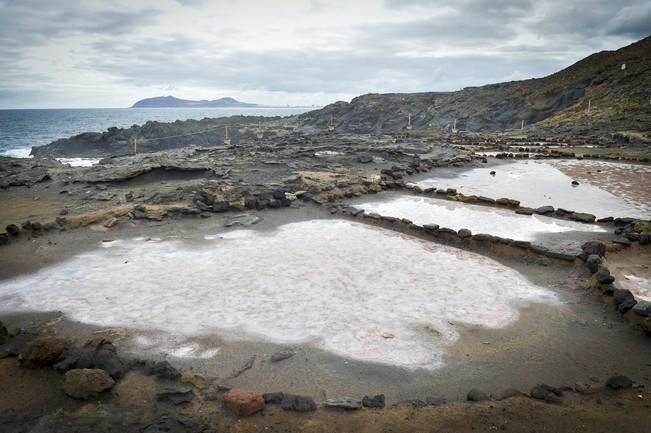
0, 107, 312, 159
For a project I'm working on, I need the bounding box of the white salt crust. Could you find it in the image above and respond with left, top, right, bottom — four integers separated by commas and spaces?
417, 160, 649, 219
355, 195, 607, 241
0, 220, 558, 367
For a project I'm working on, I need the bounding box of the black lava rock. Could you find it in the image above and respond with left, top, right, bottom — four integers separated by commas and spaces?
467, 389, 490, 402
362, 394, 386, 409
280, 394, 317, 412
606, 375, 633, 390
5, 224, 20, 236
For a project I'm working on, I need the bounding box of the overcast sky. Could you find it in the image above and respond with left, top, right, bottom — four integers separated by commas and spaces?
0, 0, 649, 109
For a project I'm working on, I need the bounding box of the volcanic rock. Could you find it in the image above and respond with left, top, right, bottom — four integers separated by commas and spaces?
224, 389, 265, 416
362, 394, 386, 408
606, 375, 633, 390
19, 336, 67, 367
280, 394, 317, 412
632, 300, 651, 317
467, 389, 490, 402
534, 206, 555, 215
5, 224, 20, 236
324, 397, 363, 410
63, 368, 115, 399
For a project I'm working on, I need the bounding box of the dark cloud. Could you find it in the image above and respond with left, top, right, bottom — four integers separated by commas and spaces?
0, 1, 161, 51
0, 0, 648, 107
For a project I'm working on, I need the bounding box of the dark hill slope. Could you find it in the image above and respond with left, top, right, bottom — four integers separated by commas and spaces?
298, 36, 651, 135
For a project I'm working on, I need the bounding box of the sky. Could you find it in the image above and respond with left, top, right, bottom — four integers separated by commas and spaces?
0, 0, 649, 109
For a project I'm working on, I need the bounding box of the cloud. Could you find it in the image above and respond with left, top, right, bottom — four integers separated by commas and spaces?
0, 0, 648, 108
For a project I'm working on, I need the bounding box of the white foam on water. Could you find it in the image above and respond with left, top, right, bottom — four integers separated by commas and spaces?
0, 220, 558, 367
1, 147, 32, 158
354, 195, 607, 242
417, 160, 649, 219
56, 157, 101, 167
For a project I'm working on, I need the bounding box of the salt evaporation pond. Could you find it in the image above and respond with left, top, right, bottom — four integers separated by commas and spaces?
355, 195, 607, 242
416, 160, 650, 219
0, 219, 558, 368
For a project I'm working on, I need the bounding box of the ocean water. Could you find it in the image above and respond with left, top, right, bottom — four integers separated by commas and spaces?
0, 107, 311, 158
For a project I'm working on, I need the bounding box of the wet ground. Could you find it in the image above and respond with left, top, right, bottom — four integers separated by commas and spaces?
414, 158, 651, 219
606, 245, 651, 302
1, 205, 650, 404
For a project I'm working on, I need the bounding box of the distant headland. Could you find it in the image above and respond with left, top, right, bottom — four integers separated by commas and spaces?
131, 96, 258, 108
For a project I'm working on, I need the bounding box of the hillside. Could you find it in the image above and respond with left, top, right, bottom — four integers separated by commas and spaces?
132, 96, 257, 108
298, 36, 651, 136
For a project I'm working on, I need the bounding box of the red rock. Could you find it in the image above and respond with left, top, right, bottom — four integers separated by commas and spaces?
224, 388, 265, 417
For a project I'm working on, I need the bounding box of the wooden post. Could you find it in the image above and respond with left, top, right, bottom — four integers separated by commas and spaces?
587, 99, 591, 114
521, 119, 524, 130
133, 137, 137, 155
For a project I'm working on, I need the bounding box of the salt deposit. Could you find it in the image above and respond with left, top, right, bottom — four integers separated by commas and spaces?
0, 220, 557, 367
417, 160, 649, 219
355, 195, 607, 242
55, 157, 101, 167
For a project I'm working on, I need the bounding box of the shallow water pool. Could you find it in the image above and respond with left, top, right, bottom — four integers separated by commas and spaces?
416, 160, 650, 219
354, 195, 607, 242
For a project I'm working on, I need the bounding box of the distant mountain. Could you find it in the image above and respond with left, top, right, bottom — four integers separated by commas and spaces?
132, 96, 258, 108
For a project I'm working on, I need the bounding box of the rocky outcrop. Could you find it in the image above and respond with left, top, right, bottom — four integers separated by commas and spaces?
298, 37, 651, 136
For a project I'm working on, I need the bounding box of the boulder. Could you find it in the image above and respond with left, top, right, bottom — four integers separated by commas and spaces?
495, 198, 520, 207
606, 375, 633, 390
632, 300, 651, 317
612, 289, 636, 313
581, 241, 606, 257
515, 207, 534, 215
19, 336, 67, 367
280, 394, 317, 412
224, 389, 265, 416
458, 228, 472, 238
63, 368, 115, 399
530, 384, 562, 404
571, 212, 596, 223
534, 206, 555, 215
324, 397, 362, 410
466, 389, 490, 402
357, 154, 373, 163
586, 254, 601, 273
6, 224, 20, 236
83, 338, 124, 379
594, 271, 615, 285
362, 394, 386, 408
